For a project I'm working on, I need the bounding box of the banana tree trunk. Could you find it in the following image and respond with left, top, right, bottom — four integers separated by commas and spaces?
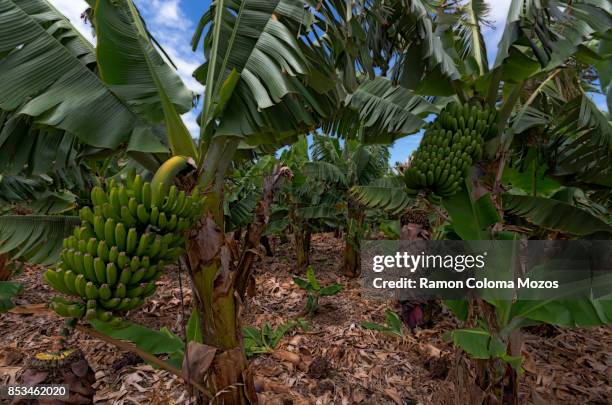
293, 223, 311, 273
0, 254, 9, 281
343, 200, 364, 277
235, 166, 288, 297
186, 192, 257, 404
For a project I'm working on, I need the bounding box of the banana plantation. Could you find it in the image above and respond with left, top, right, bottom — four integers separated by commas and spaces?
0, 0, 611, 404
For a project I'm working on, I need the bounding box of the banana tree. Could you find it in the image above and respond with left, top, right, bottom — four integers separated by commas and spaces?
0, 0, 338, 401
272, 136, 343, 273
308, 135, 390, 277
349, 0, 612, 402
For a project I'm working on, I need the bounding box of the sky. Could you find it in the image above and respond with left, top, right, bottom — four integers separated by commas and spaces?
48, 0, 606, 165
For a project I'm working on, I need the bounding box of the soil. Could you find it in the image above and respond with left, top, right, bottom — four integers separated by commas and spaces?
1, 233, 610, 404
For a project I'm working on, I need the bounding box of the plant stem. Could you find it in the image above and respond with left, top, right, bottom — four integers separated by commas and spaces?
75, 324, 212, 400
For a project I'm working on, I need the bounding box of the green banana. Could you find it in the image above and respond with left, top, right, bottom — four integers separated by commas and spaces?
104, 218, 116, 246
129, 268, 146, 285
94, 258, 106, 284
106, 262, 118, 286
74, 274, 87, 297
142, 182, 152, 209
85, 282, 99, 300
119, 268, 132, 286
117, 252, 129, 269
132, 175, 143, 203
126, 228, 138, 254
63, 270, 77, 295
114, 283, 127, 299
108, 246, 119, 264
136, 204, 149, 223
43, 270, 71, 295
98, 284, 112, 301
115, 223, 127, 251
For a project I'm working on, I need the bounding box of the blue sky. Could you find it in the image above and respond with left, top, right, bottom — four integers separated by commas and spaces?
49, 0, 607, 165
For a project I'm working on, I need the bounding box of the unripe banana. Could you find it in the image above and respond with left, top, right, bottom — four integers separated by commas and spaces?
121, 206, 136, 228
43, 270, 71, 295
110, 187, 121, 218
80, 206, 94, 224
173, 191, 186, 215
142, 183, 152, 209
74, 274, 87, 297
129, 256, 141, 273
162, 185, 177, 212
132, 175, 143, 203
153, 182, 165, 208
157, 212, 167, 230
100, 297, 121, 310
63, 270, 77, 295
136, 233, 152, 257
128, 197, 138, 217
150, 207, 159, 225
141, 256, 151, 269
126, 228, 138, 254
127, 284, 146, 298
93, 216, 105, 240
85, 282, 99, 300
115, 223, 127, 251
119, 268, 132, 286
94, 258, 106, 284
97, 240, 109, 262
86, 238, 97, 256
72, 251, 85, 275
129, 268, 146, 285
104, 218, 115, 246
116, 298, 133, 312
98, 284, 112, 301
136, 204, 149, 223
97, 309, 113, 322
142, 281, 157, 297
108, 246, 119, 264
114, 283, 127, 299
118, 186, 129, 207
147, 236, 162, 258
117, 252, 129, 269
106, 263, 118, 286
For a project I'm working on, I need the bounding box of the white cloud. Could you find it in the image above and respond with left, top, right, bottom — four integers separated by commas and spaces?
134, 0, 204, 137
152, 0, 183, 27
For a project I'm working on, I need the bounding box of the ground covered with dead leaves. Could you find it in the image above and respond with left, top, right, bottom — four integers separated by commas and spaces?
1, 234, 610, 404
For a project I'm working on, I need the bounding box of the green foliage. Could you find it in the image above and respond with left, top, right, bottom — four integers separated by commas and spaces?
0, 281, 23, 312
186, 308, 203, 344
0, 0, 166, 154
450, 328, 522, 371
91, 319, 185, 369
503, 194, 612, 236
0, 215, 81, 264
379, 220, 401, 239
243, 319, 306, 358
361, 309, 404, 338
351, 177, 413, 215
293, 267, 342, 314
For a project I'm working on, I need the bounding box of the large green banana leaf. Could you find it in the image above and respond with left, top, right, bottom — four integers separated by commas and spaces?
192, 0, 339, 144
0, 215, 80, 264
0, 0, 168, 154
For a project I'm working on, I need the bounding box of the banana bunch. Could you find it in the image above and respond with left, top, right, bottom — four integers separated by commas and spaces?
44, 170, 205, 325
403, 102, 497, 198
